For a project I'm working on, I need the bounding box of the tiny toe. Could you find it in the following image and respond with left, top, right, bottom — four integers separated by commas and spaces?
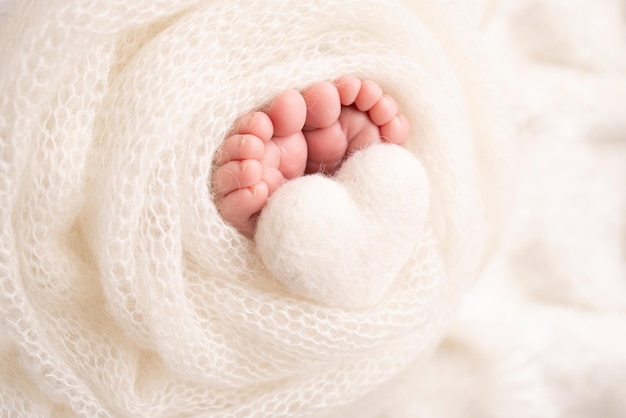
303, 82, 341, 129
213, 159, 263, 197
219, 182, 269, 237
335, 75, 362, 106
368, 95, 399, 126
215, 134, 265, 166
354, 80, 384, 112
380, 114, 410, 145
232, 111, 274, 141
266, 89, 307, 137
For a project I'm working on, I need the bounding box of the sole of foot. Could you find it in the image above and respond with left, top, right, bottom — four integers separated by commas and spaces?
213, 76, 410, 237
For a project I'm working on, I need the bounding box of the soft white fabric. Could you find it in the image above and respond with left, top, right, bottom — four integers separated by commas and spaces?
256, 144, 430, 308
390, 1, 626, 417
0, 1, 499, 417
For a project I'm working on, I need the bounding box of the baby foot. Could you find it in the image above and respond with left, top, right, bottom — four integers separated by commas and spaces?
213, 89, 308, 237
303, 76, 410, 174
213, 78, 410, 237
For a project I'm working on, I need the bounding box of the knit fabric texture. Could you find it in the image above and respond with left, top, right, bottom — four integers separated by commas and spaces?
0, 1, 500, 416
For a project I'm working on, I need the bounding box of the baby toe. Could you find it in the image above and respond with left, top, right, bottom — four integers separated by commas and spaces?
232, 111, 274, 141
266, 89, 307, 137
335, 75, 362, 106
380, 115, 410, 145
303, 82, 341, 129
368, 95, 399, 126
219, 182, 269, 237
215, 134, 265, 166
354, 80, 384, 112
213, 159, 263, 197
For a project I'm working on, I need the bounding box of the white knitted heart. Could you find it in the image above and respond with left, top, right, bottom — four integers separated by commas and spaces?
255, 144, 430, 309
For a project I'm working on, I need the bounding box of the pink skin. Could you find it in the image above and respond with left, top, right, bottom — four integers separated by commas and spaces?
213, 76, 410, 237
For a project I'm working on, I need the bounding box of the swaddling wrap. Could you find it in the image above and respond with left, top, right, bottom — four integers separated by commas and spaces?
0, 0, 501, 416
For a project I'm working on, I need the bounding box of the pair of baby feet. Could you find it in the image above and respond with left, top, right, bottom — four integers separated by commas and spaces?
213, 76, 410, 237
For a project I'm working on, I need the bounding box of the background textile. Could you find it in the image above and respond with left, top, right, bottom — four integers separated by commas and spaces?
0, 1, 496, 416
1, 0, 625, 417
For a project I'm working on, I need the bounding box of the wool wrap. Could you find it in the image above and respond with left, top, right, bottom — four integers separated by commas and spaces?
0, 1, 500, 416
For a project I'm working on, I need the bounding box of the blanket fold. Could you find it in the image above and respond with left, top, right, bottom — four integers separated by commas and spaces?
0, 1, 500, 416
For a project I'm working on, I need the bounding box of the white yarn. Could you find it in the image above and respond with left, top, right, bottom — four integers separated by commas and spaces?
409, 1, 626, 417
256, 144, 430, 308
0, 0, 500, 417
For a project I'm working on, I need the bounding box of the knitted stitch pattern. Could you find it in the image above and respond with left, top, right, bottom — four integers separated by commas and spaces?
0, 1, 500, 416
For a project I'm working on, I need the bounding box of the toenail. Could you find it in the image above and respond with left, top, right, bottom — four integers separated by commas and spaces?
240, 161, 247, 172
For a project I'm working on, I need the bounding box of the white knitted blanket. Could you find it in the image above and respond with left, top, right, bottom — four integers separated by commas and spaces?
0, 1, 500, 417
392, 1, 626, 417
